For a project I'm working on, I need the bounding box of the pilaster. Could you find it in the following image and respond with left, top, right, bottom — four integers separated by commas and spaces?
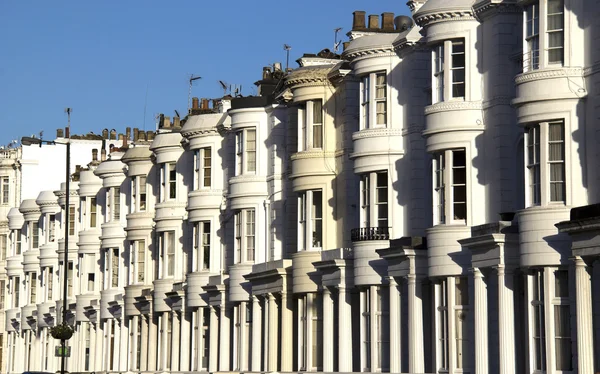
497, 265, 515, 374
208, 306, 219, 372
472, 268, 489, 374
280, 291, 293, 371
251, 295, 262, 372
219, 303, 231, 371
322, 288, 334, 372
573, 256, 594, 374
389, 277, 401, 373
407, 274, 424, 373
338, 286, 352, 372
267, 292, 278, 371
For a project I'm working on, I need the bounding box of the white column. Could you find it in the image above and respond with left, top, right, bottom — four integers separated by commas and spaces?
267, 292, 278, 372
172, 312, 181, 371
120, 317, 129, 371
219, 303, 231, 371
389, 277, 401, 373
160, 312, 168, 370
574, 257, 594, 374
89, 323, 97, 371
130, 316, 138, 371
140, 315, 149, 371
281, 291, 293, 371
473, 268, 488, 374
208, 306, 219, 372
239, 302, 248, 371
497, 265, 515, 374
370, 285, 378, 371
180, 310, 191, 371
148, 314, 158, 371
407, 273, 424, 373
322, 288, 334, 372
338, 286, 352, 372
251, 296, 262, 372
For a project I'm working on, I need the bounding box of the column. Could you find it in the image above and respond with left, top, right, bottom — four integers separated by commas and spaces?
251, 295, 263, 372
160, 312, 168, 370
172, 312, 181, 371
281, 291, 293, 371
180, 310, 191, 371
130, 316, 138, 371
148, 314, 158, 371
120, 318, 128, 372
322, 288, 334, 372
208, 305, 219, 372
389, 277, 401, 373
267, 292, 278, 371
497, 265, 515, 374
338, 286, 352, 372
219, 302, 231, 371
140, 315, 149, 371
89, 323, 97, 371
407, 274, 424, 373
574, 257, 594, 374
473, 268, 489, 374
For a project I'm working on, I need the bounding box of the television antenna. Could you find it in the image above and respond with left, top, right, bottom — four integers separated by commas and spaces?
283, 44, 292, 70
334, 27, 343, 53
218, 80, 229, 96
187, 74, 202, 110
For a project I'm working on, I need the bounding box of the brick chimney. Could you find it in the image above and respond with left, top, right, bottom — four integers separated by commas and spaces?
57, 128, 64, 138
138, 131, 146, 141
102, 128, 109, 139
92, 149, 98, 162
146, 131, 155, 141
126, 127, 131, 141
368, 14, 380, 29
133, 128, 139, 142
192, 97, 199, 109
201, 98, 209, 110
109, 129, 116, 140
173, 117, 180, 128
352, 11, 366, 30
382, 12, 395, 31
162, 116, 171, 129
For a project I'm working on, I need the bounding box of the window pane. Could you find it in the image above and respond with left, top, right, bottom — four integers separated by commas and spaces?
312, 101, 322, 124
554, 304, 572, 370
313, 124, 323, 148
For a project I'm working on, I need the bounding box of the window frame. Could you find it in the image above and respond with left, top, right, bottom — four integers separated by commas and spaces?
236, 129, 257, 175
360, 72, 388, 129
234, 209, 256, 263
298, 190, 323, 251
131, 239, 146, 284
432, 148, 469, 225
1, 176, 9, 205
159, 231, 176, 278
432, 39, 466, 103
360, 171, 389, 230
132, 175, 147, 213
525, 120, 566, 207
161, 163, 177, 201
194, 147, 212, 189
193, 221, 211, 272
298, 100, 325, 150
104, 248, 120, 289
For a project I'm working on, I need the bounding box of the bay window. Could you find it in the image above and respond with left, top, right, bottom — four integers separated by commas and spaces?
107, 187, 121, 221
27, 272, 36, 304
299, 100, 324, 150
48, 214, 56, 242
80, 254, 96, 293
432, 149, 467, 224
525, 3, 540, 71
160, 231, 176, 277
360, 72, 387, 129
132, 176, 147, 212
236, 129, 256, 175
131, 239, 146, 284
31, 221, 39, 249
526, 120, 565, 206
527, 268, 572, 372
235, 209, 255, 263
69, 206, 76, 235
1, 176, 9, 204
12, 276, 20, 307
360, 171, 389, 230
13, 229, 21, 255
0, 280, 4, 309
432, 39, 465, 103
193, 222, 211, 271
298, 190, 323, 251
42, 266, 53, 301
195, 147, 212, 189
0, 234, 6, 260
547, 0, 564, 65
105, 248, 120, 288
523, 0, 564, 71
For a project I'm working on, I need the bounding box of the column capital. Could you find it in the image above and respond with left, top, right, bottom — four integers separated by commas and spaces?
388, 276, 398, 286
469, 267, 484, 277
322, 287, 331, 295
266, 292, 274, 301
570, 255, 586, 267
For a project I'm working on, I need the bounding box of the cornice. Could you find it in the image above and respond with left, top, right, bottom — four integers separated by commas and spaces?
180, 128, 219, 138
473, 0, 521, 21
402, 123, 426, 136
584, 62, 600, 77
343, 47, 396, 61
228, 175, 268, 183
515, 67, 584, 84
414, 10, 476, 28
425, 100, 483, 115
482, 96, 513, 109
352, 128, 404, 140
290, 150, 336, 160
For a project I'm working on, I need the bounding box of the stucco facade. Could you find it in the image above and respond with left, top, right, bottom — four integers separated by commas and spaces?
2, 1, 600, 373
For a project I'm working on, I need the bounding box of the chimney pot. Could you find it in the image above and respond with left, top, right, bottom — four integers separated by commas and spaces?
192, 97, 199, 109
274, 62, 282, 71
122, 133, 127, 148
146, 131, 155, 141
368, 14, 380, 29
173, 117, 180, 128
57, 129, 64, 138
212, 99, 220, 109
163, 116, 171, 129
126, 127, 131, 140
65, 127, 70, 138
352, 10, 366, 30
133, 128, 139, 141
92, 149, 98, 161
110, 129, 116, 140
101, 148, 107, 161
201, 98, 209, 110
381, 12, 395, 31
102, 129, 109, 139
138, 131, 146, 141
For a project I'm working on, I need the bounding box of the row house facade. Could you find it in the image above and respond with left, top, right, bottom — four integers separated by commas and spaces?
2, 0, 600, 373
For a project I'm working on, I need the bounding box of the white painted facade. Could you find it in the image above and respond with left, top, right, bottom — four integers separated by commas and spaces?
3, 1, 600, 373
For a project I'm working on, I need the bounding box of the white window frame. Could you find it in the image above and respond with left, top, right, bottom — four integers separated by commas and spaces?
360, 72, 387, 129
298, 190, 323, 251
524, 2, 540, 71
525, 120, 566, 207
297, 293, 322, 371
30, 221, 39, 250
0, 233, 6, 260
432, 39, 466, 103
12, 276, 20, 308
234, 209, 255, 263
26, 271, 36, 305
42, 266, 53, 301
194, 147, 212, 189
360, 171, 389, 230
13, 229, 21, 255
193, 221, 211, 272
298, 100, 324, 150
1, 176, 9, 205
159, 231, 176, 278
236, 129, 257, 175
432, 148, 468, 225
68, 205, 76, 236
107, 187, 121, 222
161, 163, 177, 201
132, 175, 147, 212
526, 268, 573, 373
104, 248, 120, 289
523, 0, 565, 71
48, 214, 56, 243
360, 286, 389, 372
131, 239, 146, 284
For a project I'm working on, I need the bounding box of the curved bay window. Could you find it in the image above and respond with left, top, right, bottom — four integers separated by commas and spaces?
432, 149, 467, 224
298, 190, 323, 251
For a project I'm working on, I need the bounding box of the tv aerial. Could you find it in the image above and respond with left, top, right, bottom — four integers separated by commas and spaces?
334, 27, 343, 53
283, 44, 292, 71
187, 74, 202, 110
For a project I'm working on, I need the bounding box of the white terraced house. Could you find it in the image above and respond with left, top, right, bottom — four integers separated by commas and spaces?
2, 1, 600, 373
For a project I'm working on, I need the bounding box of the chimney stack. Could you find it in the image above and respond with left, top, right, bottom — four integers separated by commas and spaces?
368, 14, 380, 29
138, 131, 146, 141
102, 129, 109, 139
173, 117, 180, 128
147, 131, 155, 141
101, 148, 107, 161
57, 128, 64, 138
65, 127, 70, 138
382, 12, 395, 31
126, 127, 131, 141
133, 128, 139, 142
201, 98, 209, 110
192, 97, 199, 109
122, 133, 127, 148
110, 129, 116, 140
352, 11, 366, 30
92, 149, 98, 161
162, 116, 171, 129
212, 99, 220, 109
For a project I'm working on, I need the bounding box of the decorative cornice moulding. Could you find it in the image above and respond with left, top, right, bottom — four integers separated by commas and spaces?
425, 100, 483, 115
515, 67, 584, 84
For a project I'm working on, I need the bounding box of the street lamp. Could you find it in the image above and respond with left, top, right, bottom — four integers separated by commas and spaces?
21, 120, 71, 374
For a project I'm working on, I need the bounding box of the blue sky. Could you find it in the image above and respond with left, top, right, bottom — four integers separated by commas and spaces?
0, 1, 410, 145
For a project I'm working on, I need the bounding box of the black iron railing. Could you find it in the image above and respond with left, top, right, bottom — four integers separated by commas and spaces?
351, 227, 390, 242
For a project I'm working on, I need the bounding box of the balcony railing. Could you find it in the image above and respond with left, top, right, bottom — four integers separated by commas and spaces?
351, 227, 390, 242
